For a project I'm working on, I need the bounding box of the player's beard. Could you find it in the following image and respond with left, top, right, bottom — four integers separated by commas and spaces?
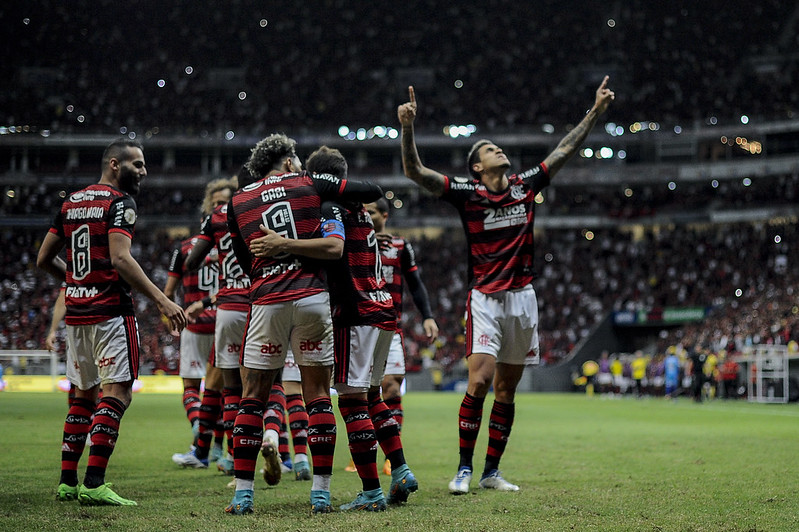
118, 165, 141, 196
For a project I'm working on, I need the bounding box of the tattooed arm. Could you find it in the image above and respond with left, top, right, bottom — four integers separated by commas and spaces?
398, 86, 447, 196
543, 75, 615, 180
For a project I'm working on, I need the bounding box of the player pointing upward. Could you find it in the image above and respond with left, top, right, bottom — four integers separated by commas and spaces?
397, 77, 614, 494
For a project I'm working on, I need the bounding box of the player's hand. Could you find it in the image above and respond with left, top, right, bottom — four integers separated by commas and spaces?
397, 86, 417, 126
592, 75, 615, 115
45, 331, 57, 351
159, 298, 188, 333
423, 318, 439, 341
376, 232, 393, 251
249, 224, 285, 258
207, 247, 219, 264
185, 300, 205, 323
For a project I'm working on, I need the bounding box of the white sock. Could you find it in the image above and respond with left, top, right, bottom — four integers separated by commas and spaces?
312, 474, 331, 492
236, 478, 255, 492
264, 429, 279, 446
294, 453, 308, 464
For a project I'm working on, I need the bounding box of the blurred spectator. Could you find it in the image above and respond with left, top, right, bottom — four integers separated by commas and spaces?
1, 2, 797, 136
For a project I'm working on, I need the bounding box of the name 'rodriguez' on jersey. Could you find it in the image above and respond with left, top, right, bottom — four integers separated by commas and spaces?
441, 163, 550, 294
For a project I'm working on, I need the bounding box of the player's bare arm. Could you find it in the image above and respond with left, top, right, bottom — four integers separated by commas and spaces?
398, 86, 446, 196
163, 275, 180, 300
36, 232, 67, 283
109, 232, 188, 332
185, 296, 213, 322
249, 224, 344, 260
543, 75, 615, 179
45, 288, 66, 351
185, 237, 213, 271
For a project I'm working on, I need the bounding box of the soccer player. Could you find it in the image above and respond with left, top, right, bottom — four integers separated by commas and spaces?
225, 135, 383, 515
37, 139, 187, 506
184, 172, 251, 476
252, 146, 419, 511
168, 178, 232, 467
364, 198, 439, 475
397, 77, 615, 494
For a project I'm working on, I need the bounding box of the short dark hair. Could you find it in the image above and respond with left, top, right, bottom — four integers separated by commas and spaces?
466, 139, 492, 179
306, 146, 347, 178
102, 138, 143, 168
246, 133, 297, 177
372, 197, 390, 214
235, 163, 259, 188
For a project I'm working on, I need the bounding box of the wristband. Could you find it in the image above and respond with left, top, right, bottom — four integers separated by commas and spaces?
201, 296, 213, 308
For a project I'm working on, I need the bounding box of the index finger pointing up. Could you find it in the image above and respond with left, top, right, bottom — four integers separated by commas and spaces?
408, 86, 416, 104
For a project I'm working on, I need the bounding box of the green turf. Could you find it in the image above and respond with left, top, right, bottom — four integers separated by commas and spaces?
1, 392, 797, 531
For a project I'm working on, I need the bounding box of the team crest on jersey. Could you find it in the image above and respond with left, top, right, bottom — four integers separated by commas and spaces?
123, 208, 137, 225
510, 185, 525, 200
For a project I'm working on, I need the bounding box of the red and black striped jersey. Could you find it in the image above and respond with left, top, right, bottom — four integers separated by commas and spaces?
49, 184, 137, 325
323, 202, 396, 330
197, 204, 250, 312
441, 164, 550, 294
228, 172, 326, 305
380, 236, 419, 328
227, 171, 341, 305
167, 236, 218, 334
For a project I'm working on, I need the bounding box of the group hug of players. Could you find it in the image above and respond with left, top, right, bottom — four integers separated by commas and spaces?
36, 79, 615, 513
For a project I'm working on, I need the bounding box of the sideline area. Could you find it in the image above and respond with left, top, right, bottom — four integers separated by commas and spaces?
0, 374, 185, 394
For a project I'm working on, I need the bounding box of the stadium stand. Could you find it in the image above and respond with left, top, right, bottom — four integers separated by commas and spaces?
2, 2, 799, 387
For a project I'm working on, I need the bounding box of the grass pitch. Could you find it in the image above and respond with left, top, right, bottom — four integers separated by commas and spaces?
0, 391, 797, 531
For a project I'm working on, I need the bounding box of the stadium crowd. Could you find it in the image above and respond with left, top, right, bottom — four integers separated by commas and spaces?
3, 219, 796, 381
2, 1, 797, 136
4, 170, 799, 224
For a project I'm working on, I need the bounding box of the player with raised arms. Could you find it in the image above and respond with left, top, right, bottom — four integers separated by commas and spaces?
397, 77, 615, 494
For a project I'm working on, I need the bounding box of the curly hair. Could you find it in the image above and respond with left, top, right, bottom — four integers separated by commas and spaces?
201, 177, 236, 216
246, 133, 297, 177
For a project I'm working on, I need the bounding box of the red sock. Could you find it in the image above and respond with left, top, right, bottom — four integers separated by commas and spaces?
84, 396, 126, 488
195, 388, 221, 459
182, 386, 201, 427
264, 382, 286, 435
306, 397, 336, 476
222, 387, 241, 458
232, 398, 264, 481
286, 393, 308, 456
368, 390, 405, 469
60, 397, 95, 486
383, 395, 403, 433
485, 400, 515, 473
457, 393, 484, 470
339, 397, 379, 492
279, 420, 290, 461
